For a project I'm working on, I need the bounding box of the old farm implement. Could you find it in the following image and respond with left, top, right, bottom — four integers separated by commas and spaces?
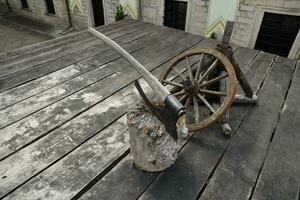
88, 21, 257, 140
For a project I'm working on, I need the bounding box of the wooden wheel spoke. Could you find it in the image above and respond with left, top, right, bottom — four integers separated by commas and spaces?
185, 56, 194, 80
200, 73, 228, 88
193, 96, 200, 123
185, 97, 191, 107
200, 89, 227, 96
195, 54, 204, 81
179, 94, 187, 102
173, 68, 186, 81
173, 89, 185, 96
162, 80, 183, 88
198, 59, 219, 83
160, 48, 237, 132
166, 68, 186, 82
197, 94, 216, 113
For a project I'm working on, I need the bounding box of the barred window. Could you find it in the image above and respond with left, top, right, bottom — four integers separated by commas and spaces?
45, 0, 56, 14
20, 0, 29, 9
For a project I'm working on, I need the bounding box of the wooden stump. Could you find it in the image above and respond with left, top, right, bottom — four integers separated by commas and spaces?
127, 102, 179, 172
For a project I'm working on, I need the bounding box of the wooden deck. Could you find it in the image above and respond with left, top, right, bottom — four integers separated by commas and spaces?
0, 20, 299, 200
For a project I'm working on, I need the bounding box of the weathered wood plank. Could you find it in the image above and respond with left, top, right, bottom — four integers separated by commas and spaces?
138, 53, 281, 200
0, 29, 190, 160
233, 46, 259, 70
80, 157, 158, 200
1, 36, 215, 200
0, 24, 161, 112
0, 21, 148, 78
251, 61, 300, 200
0, 24, 156, 92
76, 46, 260, 200
2, 87, 141, 200
0, 19, 135, 62
0, 21, 142, 71
0, 20, 137, 64
198, 57, 296, 200
0, 33, 202, 198
0, 41, 252, 200
0, 27, 162, 110
80, 50, 271, 200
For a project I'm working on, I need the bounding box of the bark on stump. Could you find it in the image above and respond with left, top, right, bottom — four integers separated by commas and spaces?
127, 102, 178, 172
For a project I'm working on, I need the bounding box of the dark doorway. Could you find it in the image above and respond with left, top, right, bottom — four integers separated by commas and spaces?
45, 0, 56, 14
91, 0, 105, 27
20, 0, 29, 9
255, 12, 300, 57
164, 0, 187, 31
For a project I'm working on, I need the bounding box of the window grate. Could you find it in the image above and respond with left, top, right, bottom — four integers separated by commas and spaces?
255, 12, 300, 57
163, 0, 187, 31
20, 0, 29, 9
45, 0, 56, 14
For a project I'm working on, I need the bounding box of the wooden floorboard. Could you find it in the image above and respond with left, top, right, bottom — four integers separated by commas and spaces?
0, 21, 142, 72
198, 56, 296, 200
132, 52, 276, 200
0, 21, 297, 200
251, 61, 300, 200
0, 24, 162, 128
0, 27, 190, 161
0, 23, 152, 92
0, 21, 146, 78
77, 45, 260, 200
0, 19, 138, 63
2, 35, 207, 200
0, 30, 202, 199
0, 27, 160, 110
0, 21, 145, 69
233, 47, 259, 70
0, 19, 132, 60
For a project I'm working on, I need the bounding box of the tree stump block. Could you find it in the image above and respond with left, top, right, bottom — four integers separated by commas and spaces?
127, 102, 179, 172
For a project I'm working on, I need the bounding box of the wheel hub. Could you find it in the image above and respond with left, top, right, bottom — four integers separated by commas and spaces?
183, 79, 199, 97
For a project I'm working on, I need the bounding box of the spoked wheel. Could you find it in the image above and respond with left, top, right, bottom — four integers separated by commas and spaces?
159, 48, 237, 132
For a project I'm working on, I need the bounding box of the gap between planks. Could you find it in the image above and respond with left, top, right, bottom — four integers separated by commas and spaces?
69, 45, 258, 200
198, 56, 296, 200
0, 28, 189, 162
77, 49, 272, 199
248, 59, 299, 200
0, 24, 162, 110
0, 31, 203, 199
0, 20, 137, 64
0, 21, 146, 92
0, 21, 147, 79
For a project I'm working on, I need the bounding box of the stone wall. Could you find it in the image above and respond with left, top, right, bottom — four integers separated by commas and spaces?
232, 0, 300, 47
4, 0, 71, 30
139, 0, 299, 57
104, 0, 119, 24
140, 0, 209, 36
2, 0, 121, 30
0, 0, 8, 11
3, 0, 299, 57
188, 0, 208, 36
140, 0, 163, 25
68, 0, 88, 29
231, 1, 256, 47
